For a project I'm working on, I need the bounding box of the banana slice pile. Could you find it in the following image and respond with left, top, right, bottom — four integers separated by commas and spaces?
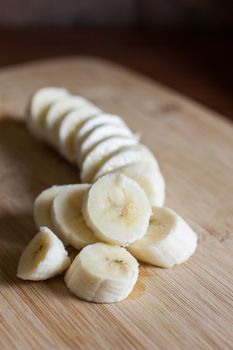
16, 87, 198, 304
26, 87, 164, 206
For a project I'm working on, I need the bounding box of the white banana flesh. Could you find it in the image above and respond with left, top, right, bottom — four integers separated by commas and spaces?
58, 105, 101, 163
26, 88, 166, 210
128, 207, 197, 268
82, 173, 151, 246
51, 184, 98, 249
34, 185, 68, 231
27, 87, 69, 140
64, 242, 139, 303
76, 123, 134, 166
45, 95, 90, 146
76, 113, 126, 145
93, 144, 159, 181
81, 136, 138, 183
17, 227, 70, 281
23, 87, 200, 303
112, 162, 165, 207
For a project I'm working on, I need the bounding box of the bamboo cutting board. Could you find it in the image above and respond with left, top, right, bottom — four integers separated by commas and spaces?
0, 57, 232, 350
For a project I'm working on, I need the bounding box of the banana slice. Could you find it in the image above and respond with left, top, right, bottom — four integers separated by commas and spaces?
82, 173, 151, 246
128, 207, 197, 268
34, 185, 68, 232
27, 87, 69, 140
17, 226, 71, 281
76, 124, 134, 166
64, 242, 139, 303
51, 184, 98, 249
58, 105, 101, 163
112, 162, 165, 207
81, 136, 138, 183
76, 113, 126, 146
93, 144, 158, 181
45, 95, 90, 146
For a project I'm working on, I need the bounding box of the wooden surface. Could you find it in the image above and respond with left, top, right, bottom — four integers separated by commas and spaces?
0, 29, 232, 120
0, 57, 233, 350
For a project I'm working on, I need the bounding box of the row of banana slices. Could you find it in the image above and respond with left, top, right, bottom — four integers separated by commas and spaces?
17, 87, 197, 304
27, 87, 164, 206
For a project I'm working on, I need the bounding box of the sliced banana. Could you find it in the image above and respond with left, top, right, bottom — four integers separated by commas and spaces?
58, 105, 101, 163
112, 162, 165, 207
81, 136, 138, 183
128, 207, 197, 268
76, 113, 126, 146
27, 87, 69, 140
34, 185, 68, 232
17, 226, 71, 281
45, 95, 90, 146
93, 144, 158, 181
82, 173, 151, 246
51, 184, 98, 249
64, 242, 139, 303
76, 124, 134, 166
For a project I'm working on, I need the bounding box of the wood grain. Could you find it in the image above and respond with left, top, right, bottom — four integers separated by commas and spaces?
0, 57, 232, 350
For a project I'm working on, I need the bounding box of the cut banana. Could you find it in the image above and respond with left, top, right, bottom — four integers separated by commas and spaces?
34, 185, 68, 232
51, 184, 98, 249
82, 173, 151, 246
27, 87, 69, 140
58, 105, 101, 163
112, 162, 165, 207
81, 136, 138, 183
128, 207, 197, 268
64, 243, 139, 303
45, 95, 90, 146
23, 87, 199, 302
76, 124, 134, 166
17, 226, 70, 281
75, 113, 126, 146
93, 144, 158, 181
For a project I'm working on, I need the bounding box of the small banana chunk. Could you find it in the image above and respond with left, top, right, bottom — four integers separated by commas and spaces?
58, 105, 101, 163
34, 185, 68, 231
128, 207, 197, 268
64, 243, 139, 303
93, 144, 158, 181
51, 184, 98, 249
17, 227, 71, 281
81, 136, 138, 183
27, 87, 69, 140
45, 95, 90, 146
82, 173, 151, 246
112, 162, 165, 207
75, 113, 126, 146
76, 124, 134, 166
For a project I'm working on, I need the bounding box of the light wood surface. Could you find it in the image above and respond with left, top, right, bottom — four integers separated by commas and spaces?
0, 57, 232, 350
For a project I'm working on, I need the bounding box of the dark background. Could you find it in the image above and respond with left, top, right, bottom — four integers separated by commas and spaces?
0, 0, 232, 120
